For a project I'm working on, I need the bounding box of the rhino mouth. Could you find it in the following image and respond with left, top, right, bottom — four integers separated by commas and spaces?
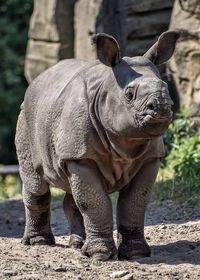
141, 114, 172, 137
143, 113, 172, 124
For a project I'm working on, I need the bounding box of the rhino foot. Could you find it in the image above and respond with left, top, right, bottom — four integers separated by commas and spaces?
69, 234, 84, 249
22, 233, 55, 246
118, 238, 151, 260
81, 237, 117, 261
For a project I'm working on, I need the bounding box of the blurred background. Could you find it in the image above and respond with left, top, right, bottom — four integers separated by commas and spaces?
0, 0, 199, 205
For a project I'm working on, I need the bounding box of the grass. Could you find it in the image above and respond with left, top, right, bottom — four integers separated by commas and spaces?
0, 169, 199, 207
154, 168, 200, 207
0, 177, 66, 201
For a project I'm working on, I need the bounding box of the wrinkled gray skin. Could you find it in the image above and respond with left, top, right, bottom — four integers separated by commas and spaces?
15, 31, 179, 261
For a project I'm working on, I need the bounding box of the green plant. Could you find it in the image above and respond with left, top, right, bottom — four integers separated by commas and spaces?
155, 109, 200, 206
163, 108, 196, 158
0, 175, 21, 200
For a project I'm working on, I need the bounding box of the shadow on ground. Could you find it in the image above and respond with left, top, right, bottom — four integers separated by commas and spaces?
136, 240, 200, 266
0, 199, 200, 266
0, 199, 69, 238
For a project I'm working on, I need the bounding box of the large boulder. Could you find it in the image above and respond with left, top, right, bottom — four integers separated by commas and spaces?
25, 0, 175, 85
25, 0, 126, 82
74, 0, 126, 60
125, 0, 174, 56
25, 0, 75, 83
169, 0, 200, 112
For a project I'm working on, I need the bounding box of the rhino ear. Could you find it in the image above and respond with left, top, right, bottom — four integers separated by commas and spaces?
91, 33, 121, 67
143, 30, 180, 66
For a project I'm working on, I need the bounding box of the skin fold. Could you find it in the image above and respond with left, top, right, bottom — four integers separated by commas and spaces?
15, 30, 180, 261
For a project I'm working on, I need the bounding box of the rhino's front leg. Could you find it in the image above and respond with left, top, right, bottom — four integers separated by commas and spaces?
67, 161, 117, 261
117, 158, 160, 260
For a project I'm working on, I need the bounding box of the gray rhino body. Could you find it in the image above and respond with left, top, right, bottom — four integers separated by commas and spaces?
15, 31, 179, 261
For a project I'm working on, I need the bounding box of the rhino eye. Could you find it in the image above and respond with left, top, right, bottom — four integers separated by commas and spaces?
125, 89, 134, 102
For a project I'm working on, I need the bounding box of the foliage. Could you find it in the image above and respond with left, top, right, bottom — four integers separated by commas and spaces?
155, 109, 200, 206
0, 0, 33, 164
0, 175, 21, 200
162, 108, 196, 158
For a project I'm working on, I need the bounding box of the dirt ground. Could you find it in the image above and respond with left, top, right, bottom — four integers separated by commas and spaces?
0, 198, 200, 280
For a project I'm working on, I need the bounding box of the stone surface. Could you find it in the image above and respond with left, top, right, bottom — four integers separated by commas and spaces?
126, 38, 156, 57
96, 0, 126, 55
126, 0, 174, 57
25, 40, 61, 82
169, 0, 200, 111
121, 274, 134, 280
24, 0, 178, 112
74, 0, 102, 61
25, 0, 75, 83
110, 270, 129, 278
125, 0, 174, 13
74, 0, 126, 60
126, 9, 172, 40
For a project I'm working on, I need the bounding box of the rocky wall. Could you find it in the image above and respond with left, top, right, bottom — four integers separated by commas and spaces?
170, 0, 200, 114
25, 0, 175, 83
125, 0, 174, 56
25, 0, 75, 83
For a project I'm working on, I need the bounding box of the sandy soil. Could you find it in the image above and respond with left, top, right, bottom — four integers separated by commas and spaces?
0, 198, 200, 280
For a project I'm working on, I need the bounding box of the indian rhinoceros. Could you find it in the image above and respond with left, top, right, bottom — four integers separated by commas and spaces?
15, 30, 179, 261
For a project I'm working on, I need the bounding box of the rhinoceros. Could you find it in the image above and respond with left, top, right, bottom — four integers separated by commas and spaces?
15, 30, 179, 261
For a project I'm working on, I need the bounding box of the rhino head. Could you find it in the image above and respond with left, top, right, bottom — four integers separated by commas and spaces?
92, 31, 180, 138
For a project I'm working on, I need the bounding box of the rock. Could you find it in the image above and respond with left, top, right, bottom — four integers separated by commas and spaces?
3, 270, 18, 277
53, 266, 67, 272
25, 0, 75, 83
126, 38, 156, 56
169, 0, 200, 113
74, 0, 101, 61
25, 40, 61, 82
17, 217, 25, 226
74, 0, 126, 60
125, 0, 174, 13
125, 0, 174, 57
122, 274, 134, 280
76, 276, 83, 280
25, 0, 174, 84
110, 270, 129, 278
161, 224, 167, 229
126, 9, 172, 39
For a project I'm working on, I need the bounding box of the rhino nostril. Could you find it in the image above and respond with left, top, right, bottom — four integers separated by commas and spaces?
147, 103, 155, 111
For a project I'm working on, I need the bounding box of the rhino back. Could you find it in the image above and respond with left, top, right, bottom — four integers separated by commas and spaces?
22, 59, 100, 188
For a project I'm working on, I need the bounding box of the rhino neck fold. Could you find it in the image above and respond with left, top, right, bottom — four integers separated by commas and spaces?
89, 83, 111, 153
105, 131, 152, 161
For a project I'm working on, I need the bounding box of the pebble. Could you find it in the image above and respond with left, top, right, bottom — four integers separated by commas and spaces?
189, 244, 196, 250
76, 276, 83, 280
161, 225, 167, 229
3, 270, 18, 277
121, 274, 134, 280
53, 266, 67, 272
110, 270, 129, 278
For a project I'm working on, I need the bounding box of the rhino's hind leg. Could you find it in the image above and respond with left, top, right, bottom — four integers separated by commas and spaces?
15, 112, 54, 246
117, 159, 160, 260
67, 161, 117, 261
22, 182, 55, 246
63, 193, 85, 249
